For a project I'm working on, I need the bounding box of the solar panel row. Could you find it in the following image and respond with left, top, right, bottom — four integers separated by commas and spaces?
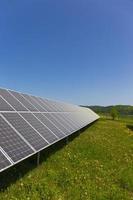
0, 88, 99, 172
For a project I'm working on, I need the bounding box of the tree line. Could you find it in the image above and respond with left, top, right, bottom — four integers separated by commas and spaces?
81, 105, 133, 120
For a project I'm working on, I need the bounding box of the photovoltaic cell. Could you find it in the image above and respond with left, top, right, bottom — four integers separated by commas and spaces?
36, 98, 51, 111
59, 113, 79, 130
70, 113, 84, 127
2, 113, 48, 151
52, 113, 74, 132
45, 100, 58, 112
39, 98, 56, 112
0, 96, 14, 111
44, 113, 70, 135
50, 101, 64, 112
21, 94, 46, 112
21, 113, 58, 143
31, 96, 47, 111
0, 89, 27, 111
34, 113, 65, 138
9, 90, 38, 111
0, 116, 34, 162
66, 113, 82, 129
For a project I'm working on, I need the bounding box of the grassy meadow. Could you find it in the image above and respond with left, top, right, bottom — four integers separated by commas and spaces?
0, 117, 133, 200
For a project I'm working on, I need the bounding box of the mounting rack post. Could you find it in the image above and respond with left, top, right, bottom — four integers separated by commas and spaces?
37, 152, 40, 166
66, 136, 69, 144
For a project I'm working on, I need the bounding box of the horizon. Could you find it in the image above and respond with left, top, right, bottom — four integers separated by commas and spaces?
83, 104, 133, 107
0, 0, 133, 105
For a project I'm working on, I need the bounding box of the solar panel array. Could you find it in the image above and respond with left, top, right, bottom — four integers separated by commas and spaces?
0, 88, 99, 172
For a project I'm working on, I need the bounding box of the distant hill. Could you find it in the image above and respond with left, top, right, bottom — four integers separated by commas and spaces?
81, 105, 133, 116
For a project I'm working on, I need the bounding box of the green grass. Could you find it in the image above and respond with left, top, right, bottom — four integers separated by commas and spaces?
0, 117, 133, 200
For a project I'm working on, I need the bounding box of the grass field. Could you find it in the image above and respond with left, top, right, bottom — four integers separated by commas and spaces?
0, 117, 133, 200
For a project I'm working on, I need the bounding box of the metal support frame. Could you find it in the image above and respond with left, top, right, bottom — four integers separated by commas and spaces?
66, 136, 69, 144
37, 152, 40, 166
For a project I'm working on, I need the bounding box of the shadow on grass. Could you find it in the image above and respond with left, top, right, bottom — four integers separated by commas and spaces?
0, 121, 97, 192
127, 125, 133, 131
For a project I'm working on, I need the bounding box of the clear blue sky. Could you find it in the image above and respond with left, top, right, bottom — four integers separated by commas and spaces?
0, 0, 133, 106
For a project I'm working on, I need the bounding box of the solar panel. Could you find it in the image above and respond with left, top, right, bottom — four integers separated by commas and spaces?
52, 113, 74, 132
0, 115, 34, 163
0, 96, 14, 111
0, 89, 27, 111
9, 90, 38, 111
0, 87, 99, 173
70, 112, 86, 127
21, 94, 46, 112
2, 113, 48, 151
20, 113, 58, 143
66, 113, 82, 129
39, 98, 57, 112
32, 96, 49, 112
31, 96, 48, 112
34, 113, 65, 138
46, 100, 60, 112
58, 113, 79, 130
44, 113, 70, 135
0, 149, 12, 172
